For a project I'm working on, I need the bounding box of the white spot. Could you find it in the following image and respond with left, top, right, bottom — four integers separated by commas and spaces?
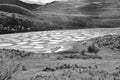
17, 42, 28, 45
20, 46, 33, 48
48, 42, 59, 44
0, 43, 13, 47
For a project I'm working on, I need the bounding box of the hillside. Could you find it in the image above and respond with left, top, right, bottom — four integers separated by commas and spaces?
0, 4, 35, 17
0, 0, 40, 10
33, 0, 120, 29
0, 0, 120, 34
34, 0, 120, 15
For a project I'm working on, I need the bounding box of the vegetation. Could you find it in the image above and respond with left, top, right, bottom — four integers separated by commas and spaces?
0, 58, 22, 80
62, 53, 102, 59
0, 4, 35, 17
0, 47, 118, 80
1, 35, 120, 80
87, 44, 99, 53
0, 0, 39, 10
0, 8, 120, 34
0, 49, 34, 59
0, 49, 34, 80
0, 0, 120, 34
91, 35, 120, 50
80, 2, 107, 15
0, 11, 97, 34
0, 12, 37, 34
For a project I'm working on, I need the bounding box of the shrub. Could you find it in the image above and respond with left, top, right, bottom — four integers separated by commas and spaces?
42, 67, 55, 72
87, 44, 99, 53
80, 50, 86, 56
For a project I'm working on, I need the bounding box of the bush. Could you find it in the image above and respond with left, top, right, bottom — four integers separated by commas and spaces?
87, 44, 99, 53
80, 50, 86, 56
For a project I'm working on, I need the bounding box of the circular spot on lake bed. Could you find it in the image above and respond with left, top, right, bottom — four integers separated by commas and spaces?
48, 42, 60, 44
49, 39, 63, 42
11, 39, 21, 43
22, 38, 31, 41
52, 37, 62, 40
33, 41, 44, 43
20, 46, 33, 48
31, 36, 39, 39
74, 37, 87, 41
17, 42, 28, 45
29, 42, 44, 46
30, 39, 40, 42
33, 45, 44, 49
10, 45, 21, 48
0, 43, 13, 47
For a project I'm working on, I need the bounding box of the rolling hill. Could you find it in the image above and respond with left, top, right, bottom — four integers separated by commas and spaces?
33, 0, 120, 29
34, 0, 120, 16
0, 0, 40, 10
1, 0, 120, 34
0, 4, 35, 17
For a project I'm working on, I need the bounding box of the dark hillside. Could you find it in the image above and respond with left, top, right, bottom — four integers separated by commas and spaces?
0, 4, 35, 17
1, 0, 120, 34
0, 0, 40, 10
0, 12, 38, 34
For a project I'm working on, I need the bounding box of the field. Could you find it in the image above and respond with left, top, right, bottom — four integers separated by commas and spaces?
1, 30, 120, 80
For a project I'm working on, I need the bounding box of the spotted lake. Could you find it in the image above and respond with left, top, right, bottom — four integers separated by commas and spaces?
0, 28, 119, 53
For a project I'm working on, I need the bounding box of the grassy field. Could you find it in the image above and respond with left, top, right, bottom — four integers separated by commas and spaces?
1, 34, 120, 80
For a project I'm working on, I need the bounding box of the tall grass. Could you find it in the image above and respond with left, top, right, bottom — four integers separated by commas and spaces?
0, 58, 22, 80
0, 49, 34, 80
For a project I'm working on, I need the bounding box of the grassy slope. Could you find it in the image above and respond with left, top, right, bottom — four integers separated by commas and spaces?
34, 0, 120, 29
0, 4, 35, 17
1, 34, 120, 80
1, 0, 120, 34
0, 11, 96, 34
0, 0, 40, 10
